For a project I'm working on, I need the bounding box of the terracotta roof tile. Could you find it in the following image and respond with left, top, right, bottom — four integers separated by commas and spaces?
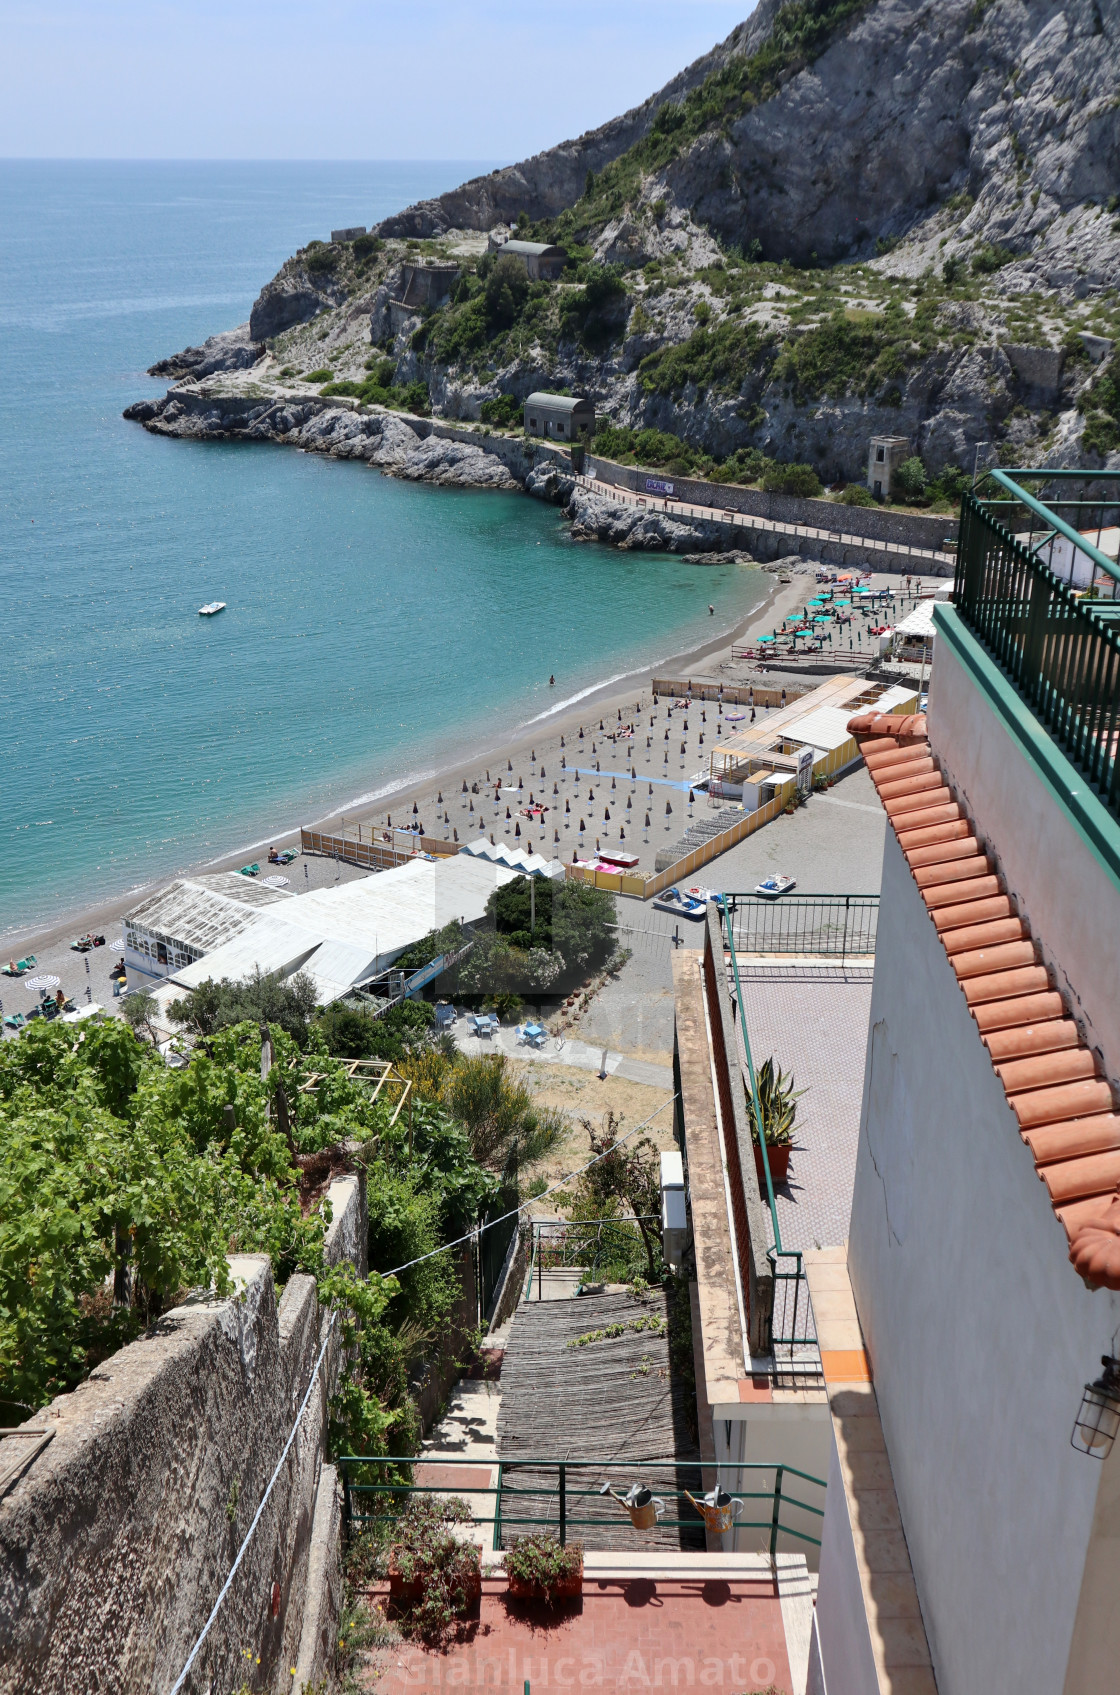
943, 917, 1029, 955
996, 1050, 1098, 1093
951, 940, 1038, 980
1024, 1114, 1120, 1166
848, 710, 1120, 1286
922, 874, 1005, 910
983, 1019, 1081, 1062
913, 855, 993, 890
971, 990, 1065, 1032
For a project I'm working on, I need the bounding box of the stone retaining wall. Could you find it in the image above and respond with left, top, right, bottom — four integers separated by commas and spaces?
587, 455, 958, 553
0, 1175, 365, 1695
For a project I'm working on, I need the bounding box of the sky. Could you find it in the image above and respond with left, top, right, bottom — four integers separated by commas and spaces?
1, 1, 753, 161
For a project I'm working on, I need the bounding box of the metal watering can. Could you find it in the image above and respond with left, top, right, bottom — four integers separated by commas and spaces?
599, 1480, 666, 1530
684, 1485, 745, 1536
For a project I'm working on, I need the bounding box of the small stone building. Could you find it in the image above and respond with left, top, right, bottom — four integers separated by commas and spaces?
524, 392, 595, 441
867, 436, 911, 500
497, 239, 567, 280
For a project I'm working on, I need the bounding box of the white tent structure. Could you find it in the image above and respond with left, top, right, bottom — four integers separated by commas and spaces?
458, 837, 563, 878
131, 854, 520, 1008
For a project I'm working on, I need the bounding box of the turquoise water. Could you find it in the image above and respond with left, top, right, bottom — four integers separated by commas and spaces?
0, 163, 759, 939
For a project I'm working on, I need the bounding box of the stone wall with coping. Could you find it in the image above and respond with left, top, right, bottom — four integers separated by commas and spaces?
586, 455, 957, 554
0, 1174, 365, 1695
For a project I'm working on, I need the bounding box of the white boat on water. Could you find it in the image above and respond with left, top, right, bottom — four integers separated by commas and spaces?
198, 601, 226, 617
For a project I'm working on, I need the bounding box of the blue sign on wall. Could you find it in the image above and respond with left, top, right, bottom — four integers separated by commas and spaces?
645, 478, 675, 496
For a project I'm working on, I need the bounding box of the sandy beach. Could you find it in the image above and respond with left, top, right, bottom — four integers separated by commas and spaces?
2, 562, 940, 1022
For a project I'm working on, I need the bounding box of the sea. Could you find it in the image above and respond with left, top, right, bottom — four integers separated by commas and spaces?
0, 161, 761, 940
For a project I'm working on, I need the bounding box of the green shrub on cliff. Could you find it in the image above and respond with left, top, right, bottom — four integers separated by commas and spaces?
638, 319, 777, 399
480, 392, 523, 428
761, 462, 822, 497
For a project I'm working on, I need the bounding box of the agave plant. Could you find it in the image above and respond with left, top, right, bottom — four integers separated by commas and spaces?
746, 1057, 806, 1148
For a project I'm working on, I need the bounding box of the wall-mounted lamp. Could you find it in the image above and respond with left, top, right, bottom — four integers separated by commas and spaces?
1071, 1356, 1120, 1458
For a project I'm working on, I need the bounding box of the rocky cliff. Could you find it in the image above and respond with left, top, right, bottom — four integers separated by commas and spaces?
129, 0, 1120, 517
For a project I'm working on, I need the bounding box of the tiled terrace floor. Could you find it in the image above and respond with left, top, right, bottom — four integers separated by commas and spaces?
733, 966, 872, 1254
365, 1573, 792, 1692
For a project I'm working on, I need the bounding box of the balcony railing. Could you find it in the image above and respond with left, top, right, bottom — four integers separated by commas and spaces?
722, 893, 879, 961
955, 469, 1120, 821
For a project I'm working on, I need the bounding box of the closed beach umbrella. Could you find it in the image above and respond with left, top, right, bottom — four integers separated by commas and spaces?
560, 735, 565, 747
665, 800, 673, 815
648, 784, 653, 796
644, 813, 651, 829
626, 795, 632, 810
469, 800, 474, 813
617, 709, 622, 721
553, 782, 559, 795
588, 788, 595, 802
665, 730, 670, 742
579, 727, 584, 739
554, 829, 560, 843
540, 766, 546, 778
579, 818, 585, 833
461, 782, 467, 794
387, 813, 392, 826
515, 822, 521, 838
444, 810, 450, 823
506, 807, 511, 819
619, 826, 626, 840
604, 808, 610, 822
565, 799, 570, 813
518, 775, 523, 789
532, 749, 536, 761
453, 828, 459, 842
599, 719, 604, 731
611, 776, 616, 790
437, 791, 443, 804
631, 766, 637, 779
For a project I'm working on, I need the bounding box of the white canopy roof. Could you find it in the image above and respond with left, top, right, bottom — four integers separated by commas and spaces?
166, 853, 518, 1006
459, 837, 563, 878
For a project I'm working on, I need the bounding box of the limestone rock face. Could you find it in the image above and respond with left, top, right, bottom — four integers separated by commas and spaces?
148, 324, 260, 379
249, 262, 346, 340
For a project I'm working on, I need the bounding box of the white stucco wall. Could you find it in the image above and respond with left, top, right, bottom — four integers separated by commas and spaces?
928, 631, 1120, 1076
808, 1428, 879, 1695
848, 829, 1120, 1695
709, 1408, 831, 1568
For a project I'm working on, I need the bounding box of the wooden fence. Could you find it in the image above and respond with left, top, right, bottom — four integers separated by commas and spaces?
564, 792, 787, 901
300, 828, 459, 869
651, 678, 805, 708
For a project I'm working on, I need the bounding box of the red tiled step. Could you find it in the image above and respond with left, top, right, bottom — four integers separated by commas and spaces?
932, 894, 1016, 933
943, 917, 1029, 955
961, 965, 1051, 1005
1040, 1149, 1120, 1205
923, 874, 1005, 910
1024, 1113, 1120, 1166
913, 854, 993, 890
972, 991, 1066, 1033
951, 940, 1039, 980
907, 836, 982, 871
895, 818, 973, 852
997, 1049, 1098, 1093
1010, 1078, 1114, 1131
984, 1019, 1081, 1062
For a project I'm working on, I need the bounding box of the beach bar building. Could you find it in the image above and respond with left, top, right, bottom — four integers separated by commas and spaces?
523, 392, 595, 442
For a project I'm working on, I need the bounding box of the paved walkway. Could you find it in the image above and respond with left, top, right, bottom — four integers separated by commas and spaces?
418, 1376, 502, 1553
733, 965, 873, 1255
576, 472, 956, 572
457, 1021, 674, 1090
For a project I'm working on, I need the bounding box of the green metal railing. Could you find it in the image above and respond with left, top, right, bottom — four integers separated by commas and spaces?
956, 469, 1120, 820
722, 893, 879, 961
718, 897, 815, 1366
337, 1452, 825, 1557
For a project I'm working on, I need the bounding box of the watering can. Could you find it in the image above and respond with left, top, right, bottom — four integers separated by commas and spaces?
684, 1486, 745, 1536
599, 1481, 666, 1530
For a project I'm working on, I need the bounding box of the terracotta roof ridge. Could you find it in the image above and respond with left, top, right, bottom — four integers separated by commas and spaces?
852, 721, 1120, 1290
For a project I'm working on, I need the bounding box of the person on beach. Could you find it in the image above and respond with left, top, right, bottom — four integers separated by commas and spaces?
709, 604, 714, 616
549, 675, 555, 686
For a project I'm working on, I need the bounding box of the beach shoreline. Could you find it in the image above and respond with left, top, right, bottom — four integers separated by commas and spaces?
4, 568, 801, 959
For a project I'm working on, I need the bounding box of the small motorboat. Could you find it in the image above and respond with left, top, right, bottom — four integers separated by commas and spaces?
755, 874, 796, 899
653, 886, 707, 920
198, 601, 226, 617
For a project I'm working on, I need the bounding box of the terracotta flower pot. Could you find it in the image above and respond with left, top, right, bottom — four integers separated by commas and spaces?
508, 1566, 583, 1604
754, 1142, 791, 1187
389, 1556, 482, 1612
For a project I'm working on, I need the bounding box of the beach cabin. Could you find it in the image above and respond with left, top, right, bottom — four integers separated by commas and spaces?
496, 239, 567, 280
523, 392, 595, 442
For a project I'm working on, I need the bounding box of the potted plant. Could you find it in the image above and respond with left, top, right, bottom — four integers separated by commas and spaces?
504, 1533, 584, 1604
746, 1057, 805, 1188
388, 1497, 482, 1643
